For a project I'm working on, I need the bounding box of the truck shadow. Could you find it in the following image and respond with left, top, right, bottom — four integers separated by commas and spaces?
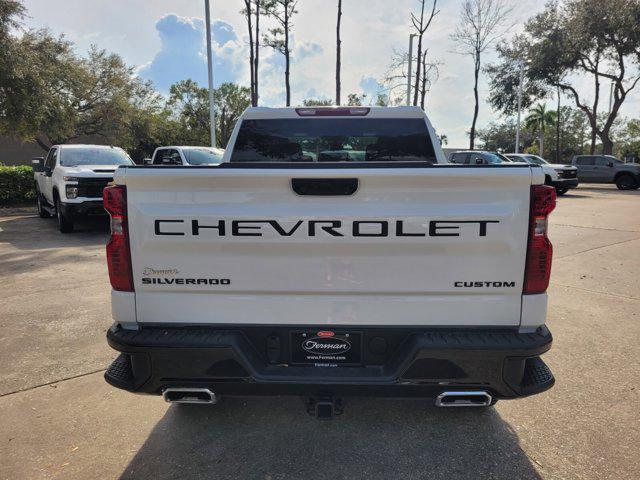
0, 214, 108, 250
0, 215, 109, 276
120, 397, 542, 480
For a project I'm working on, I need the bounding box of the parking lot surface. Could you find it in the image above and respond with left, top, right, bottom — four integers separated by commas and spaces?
1, 185, 639, 480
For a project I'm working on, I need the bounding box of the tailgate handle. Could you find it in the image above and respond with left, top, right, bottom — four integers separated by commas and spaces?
291, 178, 358, 196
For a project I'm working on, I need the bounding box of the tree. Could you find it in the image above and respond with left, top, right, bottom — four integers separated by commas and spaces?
167, 79, 211, 146
167, 80, 250, 148
241, 1, 261, 106
478, 119, 531, 153
383, 48, 440, 105
410, 0, 439, 106
122, 94, 174, 163
0, 0, 24, 32
478, 107, 593, 162
242, 1, 261, 107
524, 0, 640, 155
1, 30, 73, 150
1, 2, 73, 149
525, 103, 556, 158
553, 106, 591, 161
375, 94, 389, 106
213, 83, 251, 147
2, 37, 153, 152
1, 0, 250, 158
418, 49, 439, 109
255, 0, 260, 106
2, 0, 161, 153
485, 35, 549, 116
242, 1, 254, 105
335, 0, 342, 105
263, 0, 298, 106
346, 93, 365, 106
615, 118, 640, 160
302, 98, 333, 106
451, 0, 513, 149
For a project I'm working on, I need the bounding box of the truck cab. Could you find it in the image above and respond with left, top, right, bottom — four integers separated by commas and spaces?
32, 144, 134, 233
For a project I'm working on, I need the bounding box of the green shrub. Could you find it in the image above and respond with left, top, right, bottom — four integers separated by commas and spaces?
0, 166, 36, 206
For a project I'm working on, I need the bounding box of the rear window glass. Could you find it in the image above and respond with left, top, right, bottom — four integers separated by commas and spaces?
230, 118, 436, 163
60, 148, 133, 167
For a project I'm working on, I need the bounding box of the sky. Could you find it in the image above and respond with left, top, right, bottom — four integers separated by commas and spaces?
21, 0, 640, 147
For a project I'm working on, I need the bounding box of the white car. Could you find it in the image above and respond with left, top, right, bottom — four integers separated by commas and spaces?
102, 106, 556, 416
146, 146, 224, 166
32, 144, 134, 233
505, 153, 579, 195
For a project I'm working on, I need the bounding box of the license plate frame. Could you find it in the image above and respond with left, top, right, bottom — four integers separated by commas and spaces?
290, 330, 363, 366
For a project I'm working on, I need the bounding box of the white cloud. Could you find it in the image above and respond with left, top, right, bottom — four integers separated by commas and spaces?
137, 14, 246, 92
20, 0, 640, 146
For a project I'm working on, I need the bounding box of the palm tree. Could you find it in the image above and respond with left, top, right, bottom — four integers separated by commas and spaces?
525, 103, 556, 158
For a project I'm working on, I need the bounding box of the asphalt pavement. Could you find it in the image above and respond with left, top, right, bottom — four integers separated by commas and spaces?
1, 185, 638, 480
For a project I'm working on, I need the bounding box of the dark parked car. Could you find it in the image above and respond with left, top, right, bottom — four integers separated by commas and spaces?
571, 155, 640, 190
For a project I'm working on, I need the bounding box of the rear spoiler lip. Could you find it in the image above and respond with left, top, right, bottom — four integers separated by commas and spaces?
118, 162, 536, 170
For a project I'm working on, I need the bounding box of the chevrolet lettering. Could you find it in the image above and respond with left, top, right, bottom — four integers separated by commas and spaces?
154, 219, 500, 238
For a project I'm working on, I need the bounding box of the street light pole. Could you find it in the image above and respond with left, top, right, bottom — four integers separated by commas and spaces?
205, 0, 216, 148
407, 34, 417, 106
515, 59, 524, 153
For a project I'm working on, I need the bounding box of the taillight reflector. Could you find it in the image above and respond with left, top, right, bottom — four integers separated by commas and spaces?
523, 185, 556, 294
103, 185, 134, 292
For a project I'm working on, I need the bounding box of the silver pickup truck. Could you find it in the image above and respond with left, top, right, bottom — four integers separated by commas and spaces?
572, 155, 640, 190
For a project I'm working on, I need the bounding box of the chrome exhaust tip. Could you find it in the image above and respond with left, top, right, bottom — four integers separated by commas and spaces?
435, 391, 492, 407
163, 388, 217, 404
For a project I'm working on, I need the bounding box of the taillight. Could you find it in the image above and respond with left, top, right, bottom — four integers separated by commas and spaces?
523, 185, 556, 294
103, 185, 134, 292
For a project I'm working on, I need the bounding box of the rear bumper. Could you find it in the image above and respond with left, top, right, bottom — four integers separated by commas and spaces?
552, 178, 579, 189
105, 324, 554, 400
59, 200, 106, 219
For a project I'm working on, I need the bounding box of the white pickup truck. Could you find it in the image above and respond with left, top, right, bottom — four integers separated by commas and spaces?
32, 144, 134, 233
103, 106, 556, 417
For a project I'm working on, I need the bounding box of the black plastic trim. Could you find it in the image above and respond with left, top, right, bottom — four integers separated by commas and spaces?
291, 178, 359, 196
105, 325, 553, 400
58, 200, 106, 219
552, 179, 579, 188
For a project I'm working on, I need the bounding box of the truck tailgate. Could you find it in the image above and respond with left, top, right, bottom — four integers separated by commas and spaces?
119, 165, 535, 327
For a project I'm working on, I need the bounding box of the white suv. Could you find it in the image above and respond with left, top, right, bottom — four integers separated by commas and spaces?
32, 144, 134, 233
